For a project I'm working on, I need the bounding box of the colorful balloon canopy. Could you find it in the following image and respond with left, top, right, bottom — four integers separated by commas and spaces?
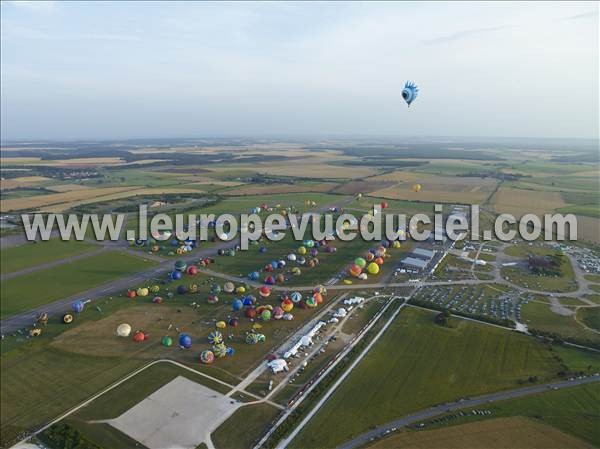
208, 331, 223, 345
161, 335, 173, 346
174, 260, 187, 272
213, 343, 228, 358
179, 333, 192, 349
71, 300, 85, 313
412, 183, 422, 192
402, 81, 419, 107
132, 331, 146, 342
290, 291, 302, 303
367, 262, 380, 274
117, 323, 131, 337
232, 299, 243, 311
200, 350, 215, 364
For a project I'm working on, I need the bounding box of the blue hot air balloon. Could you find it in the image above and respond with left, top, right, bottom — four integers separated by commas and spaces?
179, 333, 192, 349
402, 81, 419, 107
72, 300, 85, 313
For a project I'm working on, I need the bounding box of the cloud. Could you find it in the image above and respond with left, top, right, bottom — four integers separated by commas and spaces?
561, 10, 598, 20
421, 25, 515, 45
1, 24, 141, 42
3, 1, 57, 12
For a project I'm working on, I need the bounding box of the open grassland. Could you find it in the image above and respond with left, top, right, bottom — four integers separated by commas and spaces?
368, 417, 595, 449
71, 361, 231, 418
379, 382, 600, 449
501, 248, 576, 293
577, 307, 600, 333
290, 307, 599, 449
52, 362, 232, 449
521, 302, 599, 345
0, 345, 143, 448
0, 239, 97, 274
0, 271, 347, 447
212, 403, 280, 449
0, 251, 158, 318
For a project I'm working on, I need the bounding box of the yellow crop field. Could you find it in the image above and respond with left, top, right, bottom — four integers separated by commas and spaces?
0, 176, 51, 190
1, 157, 42, 165
369, 417, 594, 449
0, 187, 137, 212
38, 187, 205, 213
254, 163, 378, 179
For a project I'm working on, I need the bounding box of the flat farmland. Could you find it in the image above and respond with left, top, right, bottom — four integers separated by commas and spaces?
0, 186, 138, 212
0, 239, 97, 274
0, 250, 158, 318
368, 417, 595, 449
369, 172, 498, 204
290, 307, 590, 449
220, 182, 338, 196
0, 176, 51, 190
491, 186, 565, 218
208, 163, 379, 179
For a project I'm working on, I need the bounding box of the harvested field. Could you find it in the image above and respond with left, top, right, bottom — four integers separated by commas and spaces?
0, 186, 137, 211
368, 417, 595, 449
333, 180, 395, 195
208, 163, 378, 179
370, 174, 498, 204
491, 186, 565, 217
221, 182, 337, 196
37, 187, 205, 213
0, 176, 51, 189
45, 184, 95, 192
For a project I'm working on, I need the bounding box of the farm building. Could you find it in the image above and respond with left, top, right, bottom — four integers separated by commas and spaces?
411, 248, 436, 260
400, 257, 429, 271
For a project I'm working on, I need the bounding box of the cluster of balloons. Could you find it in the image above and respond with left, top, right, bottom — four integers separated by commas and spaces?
133, 232, 198, 256
346, 240, 403, 281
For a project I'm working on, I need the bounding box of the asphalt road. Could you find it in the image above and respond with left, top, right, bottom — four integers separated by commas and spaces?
336, 376, 600, 449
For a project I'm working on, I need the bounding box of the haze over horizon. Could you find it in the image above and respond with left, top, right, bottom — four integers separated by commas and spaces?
1, 1, 598, 141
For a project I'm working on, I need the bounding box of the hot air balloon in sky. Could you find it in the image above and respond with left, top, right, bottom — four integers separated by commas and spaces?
402, 81, 419, 107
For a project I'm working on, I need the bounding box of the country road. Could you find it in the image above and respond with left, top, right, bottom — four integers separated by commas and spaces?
336, 376, 600, 449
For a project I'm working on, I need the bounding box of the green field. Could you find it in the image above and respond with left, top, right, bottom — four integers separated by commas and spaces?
521, 302, 600, 345
290, 307, 600, 449
56, 362, 233, 449
0, 239, 98, 274
389, 383, 600, 448
1, 345, 143, 448
212, 403, 280, 449
501, 249, 576, 293
0, 251, 158, 318
577, 307, 600, 332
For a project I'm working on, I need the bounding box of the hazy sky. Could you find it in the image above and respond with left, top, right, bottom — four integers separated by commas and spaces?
1, 1, 598, 140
